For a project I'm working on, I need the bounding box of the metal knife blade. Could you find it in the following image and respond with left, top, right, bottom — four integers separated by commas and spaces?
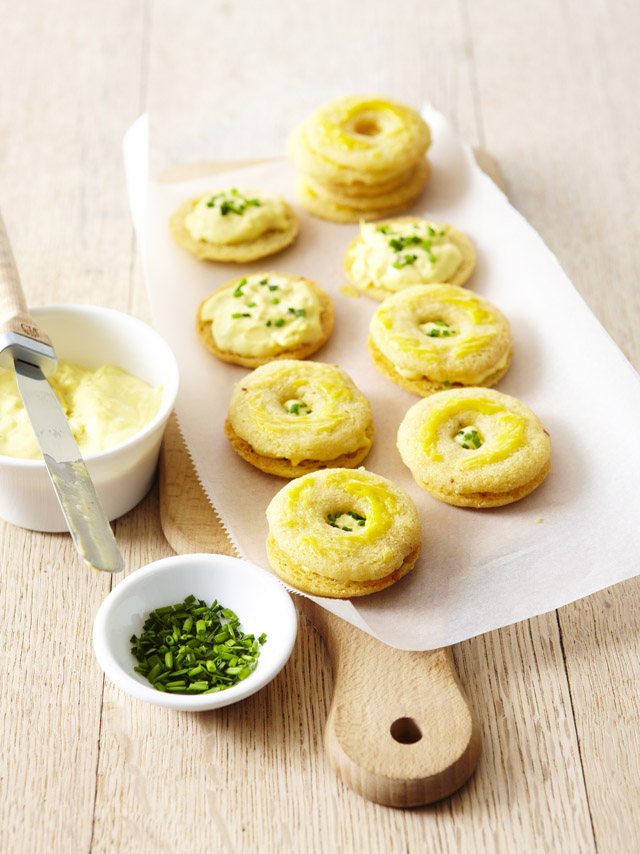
13, 359, 124, 573
0, 209, 124, 572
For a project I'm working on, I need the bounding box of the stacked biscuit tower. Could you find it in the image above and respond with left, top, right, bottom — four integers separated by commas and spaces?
287, 95, 432, 222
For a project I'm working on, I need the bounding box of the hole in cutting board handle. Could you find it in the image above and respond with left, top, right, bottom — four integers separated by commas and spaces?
390, 717, 423, 744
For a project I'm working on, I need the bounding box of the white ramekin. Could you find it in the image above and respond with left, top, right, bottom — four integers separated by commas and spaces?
0, 304, 179, 532
93, 553, 297, 711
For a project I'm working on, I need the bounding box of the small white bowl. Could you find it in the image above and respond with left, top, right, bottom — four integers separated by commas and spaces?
93, 553, 298, 711
0, 304, 179, 532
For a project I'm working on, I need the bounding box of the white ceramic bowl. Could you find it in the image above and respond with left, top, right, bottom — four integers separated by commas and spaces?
0, 304, 179, 531
93, 553, 298, 711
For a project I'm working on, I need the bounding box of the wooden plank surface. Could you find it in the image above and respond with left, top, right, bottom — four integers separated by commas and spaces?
1, 0, 639, 851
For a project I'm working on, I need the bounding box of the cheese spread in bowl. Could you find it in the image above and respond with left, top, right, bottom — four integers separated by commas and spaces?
0, 305, 179, 532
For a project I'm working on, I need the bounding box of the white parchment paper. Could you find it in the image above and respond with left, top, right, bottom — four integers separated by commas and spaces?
124, 107, 640, 650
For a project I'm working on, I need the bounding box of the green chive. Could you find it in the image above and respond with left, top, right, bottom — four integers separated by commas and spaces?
130, 596, 267, 695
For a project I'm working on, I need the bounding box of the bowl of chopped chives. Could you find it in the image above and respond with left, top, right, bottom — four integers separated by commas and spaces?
92, 553, 298, 710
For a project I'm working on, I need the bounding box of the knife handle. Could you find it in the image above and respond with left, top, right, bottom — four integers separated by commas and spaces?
0, 209, 56, 371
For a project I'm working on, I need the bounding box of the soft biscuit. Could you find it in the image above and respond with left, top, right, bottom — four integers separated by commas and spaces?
302, 158, 431, 213
266, 468, 422, 598
169, 187, 299, 262
225, 360, 374, 478
368, 284, 512, 396
397, 387, 551, 508
345, 217, 476, 300
295, 160, 430, 224
288, 95, 432, 223
196, 272, 334, 368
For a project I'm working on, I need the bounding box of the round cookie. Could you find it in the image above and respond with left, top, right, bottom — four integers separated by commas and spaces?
345, 217, 476, 299
287, 124, 420, 190
169, 188, 299, 262
225, 360, 374, 478
397, 388, 551, 508
299, 95, 431, 175
296, 158, 430, 223
287, 96, 432, 223
368, 284, 512, 395
266, 468, 422, 598
303, 158, 430, 212
196, 272, 335, 368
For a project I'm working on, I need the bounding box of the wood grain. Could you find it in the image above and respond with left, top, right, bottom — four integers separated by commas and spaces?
159, 414, 482, 806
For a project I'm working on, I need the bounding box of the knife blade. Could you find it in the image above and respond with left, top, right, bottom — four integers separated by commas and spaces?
0, 211, 124, 573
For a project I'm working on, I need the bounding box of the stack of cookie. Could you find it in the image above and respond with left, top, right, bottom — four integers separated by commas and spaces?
287, 94, 432, 223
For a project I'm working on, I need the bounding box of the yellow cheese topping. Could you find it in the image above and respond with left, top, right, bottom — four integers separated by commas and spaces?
287, 470, 399, 553
201, 274, 323, 358
419, 396, 526, 469
0, 361, 163, 460
392, 349, 511, 383
184, 188, 289, 245
315, 98, 411, 152
243, 363, 354, 446
371, 284, 509, 384
351, 221, 463, 290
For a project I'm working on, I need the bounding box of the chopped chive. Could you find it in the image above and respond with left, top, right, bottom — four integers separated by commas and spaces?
130, 595, 267, 695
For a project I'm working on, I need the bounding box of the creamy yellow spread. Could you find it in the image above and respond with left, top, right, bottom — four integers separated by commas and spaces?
317, 99, 410, 151
201, 273, 323, 357
372, 284, 509, 384
352, 221, 463, 290
419, 396, 526, 469
392, 350, 510, 383
184, 188, 289, 245
0, 361, 163, 460
286, 470, 398, 550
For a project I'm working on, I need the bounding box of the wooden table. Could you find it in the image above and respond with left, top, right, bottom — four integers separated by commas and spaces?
2, 1, 639, 851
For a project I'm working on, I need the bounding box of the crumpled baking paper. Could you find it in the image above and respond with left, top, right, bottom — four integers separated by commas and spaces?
124, 106, 640, 650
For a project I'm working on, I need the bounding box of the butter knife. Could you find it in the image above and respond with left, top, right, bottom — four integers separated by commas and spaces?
0, 211, 124, 572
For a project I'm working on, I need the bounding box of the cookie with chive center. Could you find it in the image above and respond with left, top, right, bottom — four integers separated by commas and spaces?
368, 283, 512, 395
266, 468, 421, 597
397, 387, 551, 507
225, 360, 374, 478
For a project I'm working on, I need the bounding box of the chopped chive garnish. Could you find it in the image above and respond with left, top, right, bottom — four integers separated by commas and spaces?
327, 510, 366, 531
289, 401, 312, 415
274, 317, 285, 327
131, 596, 267, 695
232, 277, 247, 298
392, 253, 417, 268
455, 427, 482, 450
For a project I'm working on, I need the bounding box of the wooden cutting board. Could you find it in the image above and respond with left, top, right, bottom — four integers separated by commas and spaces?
157, 154, 504, 806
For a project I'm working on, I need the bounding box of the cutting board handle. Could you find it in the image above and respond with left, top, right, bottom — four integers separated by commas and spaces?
298, 598, 482, 807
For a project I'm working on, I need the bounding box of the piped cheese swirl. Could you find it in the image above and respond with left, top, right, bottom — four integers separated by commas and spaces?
302, 96, 431, 173
266, 468, 421, 582
397, 387, 551, 502
227, 360, 373, 467
370, 284, 512, 387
